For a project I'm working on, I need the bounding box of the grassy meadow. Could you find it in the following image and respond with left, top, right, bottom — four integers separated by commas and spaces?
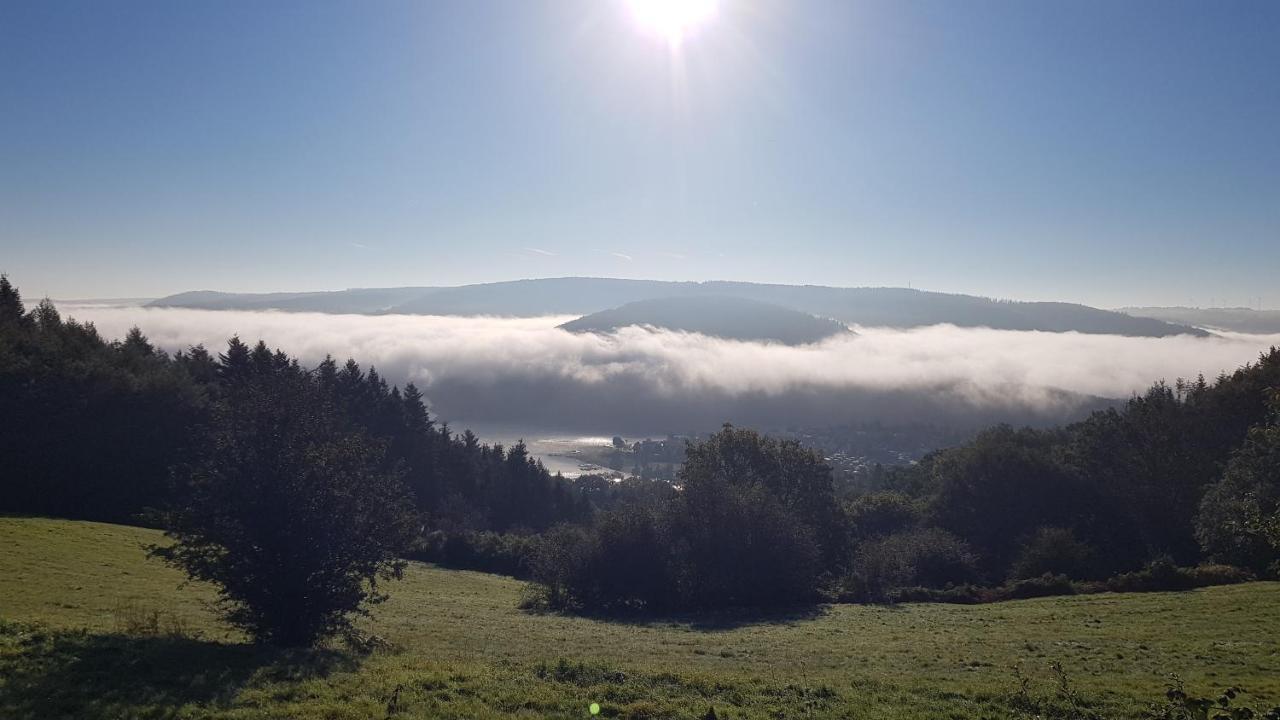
2, 516, 1278, 719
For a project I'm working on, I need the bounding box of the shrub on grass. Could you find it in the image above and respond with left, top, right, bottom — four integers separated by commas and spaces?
1010, 527, 1100, 581
410, 530, 537, 578
527, 524, 597, 610
1105, 557, 1253, 593
874, 562, 1254, 605
887, 584, 986, 604
1001, 573, 1078, 600
844, 527, 980, 602
527, 505, 673, 612
152, 362, 417, 647
582, 505, 671, 610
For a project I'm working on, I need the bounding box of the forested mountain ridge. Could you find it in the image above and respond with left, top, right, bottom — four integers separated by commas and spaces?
152, 287, 438, 314
558, 295, 852, 345
150, 277, 1207, 337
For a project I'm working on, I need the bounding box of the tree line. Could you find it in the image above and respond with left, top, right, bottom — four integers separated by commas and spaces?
0, 276, 587, 534
875, 352, 1280, 583
528, 350, 1280, 611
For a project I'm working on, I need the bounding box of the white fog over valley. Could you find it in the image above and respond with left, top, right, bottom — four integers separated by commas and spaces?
61, 303, 1280, 441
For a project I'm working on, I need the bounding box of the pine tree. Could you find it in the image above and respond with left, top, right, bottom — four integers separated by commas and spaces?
219, 337, 252, 381
0, 274, 27, 325
33, 298, 60, 330
175, 344, 219, 384
402, 383, 433, 434
315, 354, 337, 380
121, 326, 155, 356
249, 340, 274, 375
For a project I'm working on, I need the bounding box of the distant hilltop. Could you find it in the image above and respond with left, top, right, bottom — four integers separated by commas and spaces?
558, 295, 853, 345
150, 277, 1209, 338
1120, 307, 1280, 334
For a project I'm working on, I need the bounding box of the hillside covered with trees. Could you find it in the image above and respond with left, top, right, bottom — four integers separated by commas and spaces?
524, 352, 1280, 611
0, 276, 587, 534
558, 295, 852, 345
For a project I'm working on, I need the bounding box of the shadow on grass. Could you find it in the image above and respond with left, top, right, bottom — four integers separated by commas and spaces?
0, 624, 357, 720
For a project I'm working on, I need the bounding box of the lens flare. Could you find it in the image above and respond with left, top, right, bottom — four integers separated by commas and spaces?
627, 0, 719, 45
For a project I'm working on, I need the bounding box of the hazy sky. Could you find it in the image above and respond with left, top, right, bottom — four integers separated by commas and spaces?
2, 0, 1277, 307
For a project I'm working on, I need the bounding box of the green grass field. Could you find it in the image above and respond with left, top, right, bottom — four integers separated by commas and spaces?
2, 516, 1278, 719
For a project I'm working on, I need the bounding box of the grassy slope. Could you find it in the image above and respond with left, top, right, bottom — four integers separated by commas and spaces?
2, 517, 1278, 719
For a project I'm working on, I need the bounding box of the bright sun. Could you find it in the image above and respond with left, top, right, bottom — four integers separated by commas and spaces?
627, 0, 719, 45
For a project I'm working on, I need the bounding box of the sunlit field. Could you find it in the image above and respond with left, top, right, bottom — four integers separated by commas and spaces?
3, 516, 1277, 719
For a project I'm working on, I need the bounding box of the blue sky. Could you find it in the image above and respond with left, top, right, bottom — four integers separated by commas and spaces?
2, 0, 1277, 307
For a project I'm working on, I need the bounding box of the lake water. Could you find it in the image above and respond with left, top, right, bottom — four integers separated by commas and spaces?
448, 422, 630, 478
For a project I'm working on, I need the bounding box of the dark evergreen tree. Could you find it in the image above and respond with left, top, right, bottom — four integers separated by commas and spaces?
218, 336, 252, 382
0, 274, 28, 327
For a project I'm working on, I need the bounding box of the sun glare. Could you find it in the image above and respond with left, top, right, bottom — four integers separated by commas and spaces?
627, 0, 719, 45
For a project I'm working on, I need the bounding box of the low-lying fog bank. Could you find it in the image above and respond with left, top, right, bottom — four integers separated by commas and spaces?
59, 304, 1280, 435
